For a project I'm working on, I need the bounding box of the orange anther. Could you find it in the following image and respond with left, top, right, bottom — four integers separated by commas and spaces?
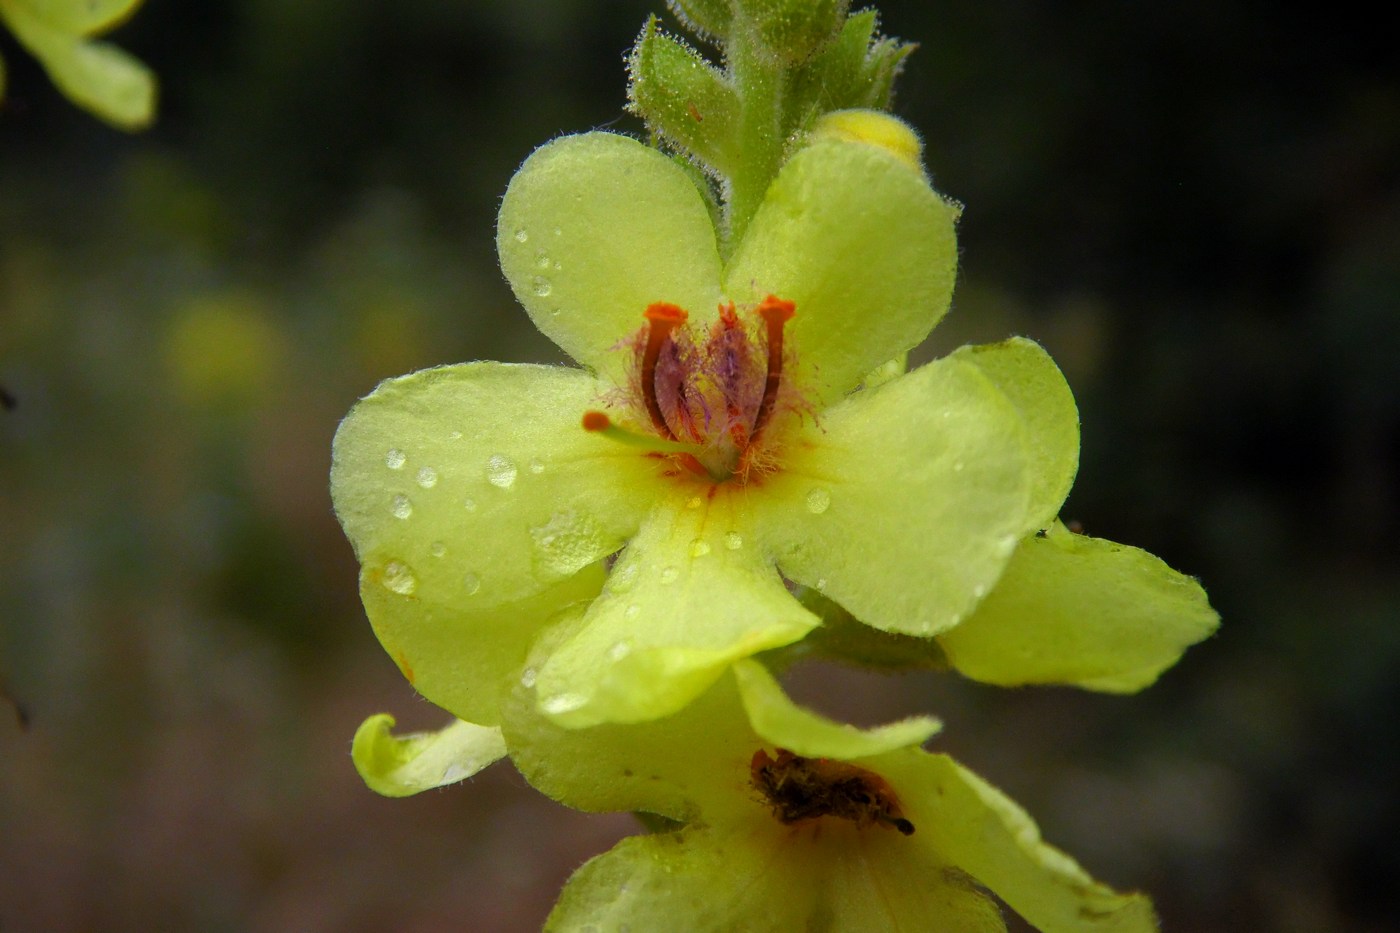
644, 302, 689, 324
756, 295, 796, 325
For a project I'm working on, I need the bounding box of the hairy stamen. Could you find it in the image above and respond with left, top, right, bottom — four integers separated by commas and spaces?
582, 411, 715, 479
751, 295, 796, 441
640, 302, 688, 440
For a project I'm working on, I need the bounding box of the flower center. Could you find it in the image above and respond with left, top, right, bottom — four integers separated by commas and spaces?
583, 295, 800, 483
750, 748, 915, 835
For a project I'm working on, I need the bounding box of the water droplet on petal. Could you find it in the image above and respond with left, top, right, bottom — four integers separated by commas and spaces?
442, 762, 468, 784
448, 431, 463, 441
805, 487, 831, 514
685, 496, 703, 509
391, 494, 412, 520
997, 534, 1018, 556
624, 604, 640, 619
529, 459, 546, 475
429, 541, 447, 558
531, 276, 552, 297
520, 667, 538, 688
535, 251, 551, 270
382, 561, 417, 596
513, 228, 528, 243
608, 562, 638, 594
416, 466, 438, 488
607, 641, 632, 661
463, 573, 481, 595
385, 448, 406, 470
660, 566, 679, 584
486, 454, 518, 488
816, 578, 828, 592
689, 539, 711, 558
952, 461, 965, 473
463, 497, 478, 512
723, 532, 743, 550
972, 583, 987, 598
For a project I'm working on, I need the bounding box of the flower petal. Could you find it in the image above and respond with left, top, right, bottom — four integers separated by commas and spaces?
360, 564, 604, 726
733, 659, 940, 759
724, 137, 961, 403
351, 714, 506, 798
503, 623, 756, 819
950, 338, 1079, 532
886, 752, 1158, 933
533, 494, 819, 727
547, 795, 1006, 932
759, 354, 1031, 636
939, 522, 1220, 692
497, 132, 723, 376
332, 362, 658, 611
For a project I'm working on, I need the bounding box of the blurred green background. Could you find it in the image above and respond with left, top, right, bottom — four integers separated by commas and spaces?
1, 1, 1395, 930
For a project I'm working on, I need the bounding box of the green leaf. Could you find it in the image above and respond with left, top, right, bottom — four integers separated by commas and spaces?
351, 714, 506, 798
496, 132, 723, 381
629, 18, 740, 174
723, 136, 960, 404
950, 338, 1080, 533
11, 0, 143, 35
939, 522, 1220, 692
756, 352, 1031, 637
2, 0, 155, 130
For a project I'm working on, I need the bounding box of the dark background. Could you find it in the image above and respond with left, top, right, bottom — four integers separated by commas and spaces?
1, 1, 1395, 930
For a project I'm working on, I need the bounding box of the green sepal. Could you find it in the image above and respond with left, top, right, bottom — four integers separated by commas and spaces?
733, 0, 849, 64
351, 713, 507, 798
629, 17, 740, 174
9, 0, 144, 35
665, 0, 732, 42
787, 592, 951, 672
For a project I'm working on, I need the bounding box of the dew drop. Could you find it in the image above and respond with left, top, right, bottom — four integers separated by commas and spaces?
685, 496, 703, 509
624, 604, 640, 619
429, 541, 447, 558
723, 531, 744, 550
541, 692, 587, 715
416, 466, 439, 488
385, 448, 406, 470
972, 583, 987, 598
448, 431, 463, 441
531, 276, 553, 297
689, 539, 711, 558
381, 561, 417, 596
660, 566, 679, 584
952, 460, 965, 473
805, 487, 832, 514
535, 251, 552, 270
463, 573, 481, 595
513, 228, 528, 243
997, 534, 1018, 557
520, 667, 538, 688
608, 562, 638, 594
607, 641, 632, 661
529, 459, 546, 475
816, 578, 828, 592
486, 454, 518, 488
391, 494, 412, 520
463, 497, 478, 512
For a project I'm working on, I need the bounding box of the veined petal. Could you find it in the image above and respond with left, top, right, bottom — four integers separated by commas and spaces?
533, 493, 819, 727
497, 132, 724, 377
733, 659, 940, 759
724, 138, 960, 404
759, 354, 1032, 636
360, 564, 604, 726
332, 362, 658, 611
940, 522, 1220, 692
950, 338, 1079, 533
351, 714, 506, 798
885, 752, 1158, 933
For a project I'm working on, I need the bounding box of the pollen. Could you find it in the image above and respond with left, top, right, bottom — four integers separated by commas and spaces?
751, 748, 915, 836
